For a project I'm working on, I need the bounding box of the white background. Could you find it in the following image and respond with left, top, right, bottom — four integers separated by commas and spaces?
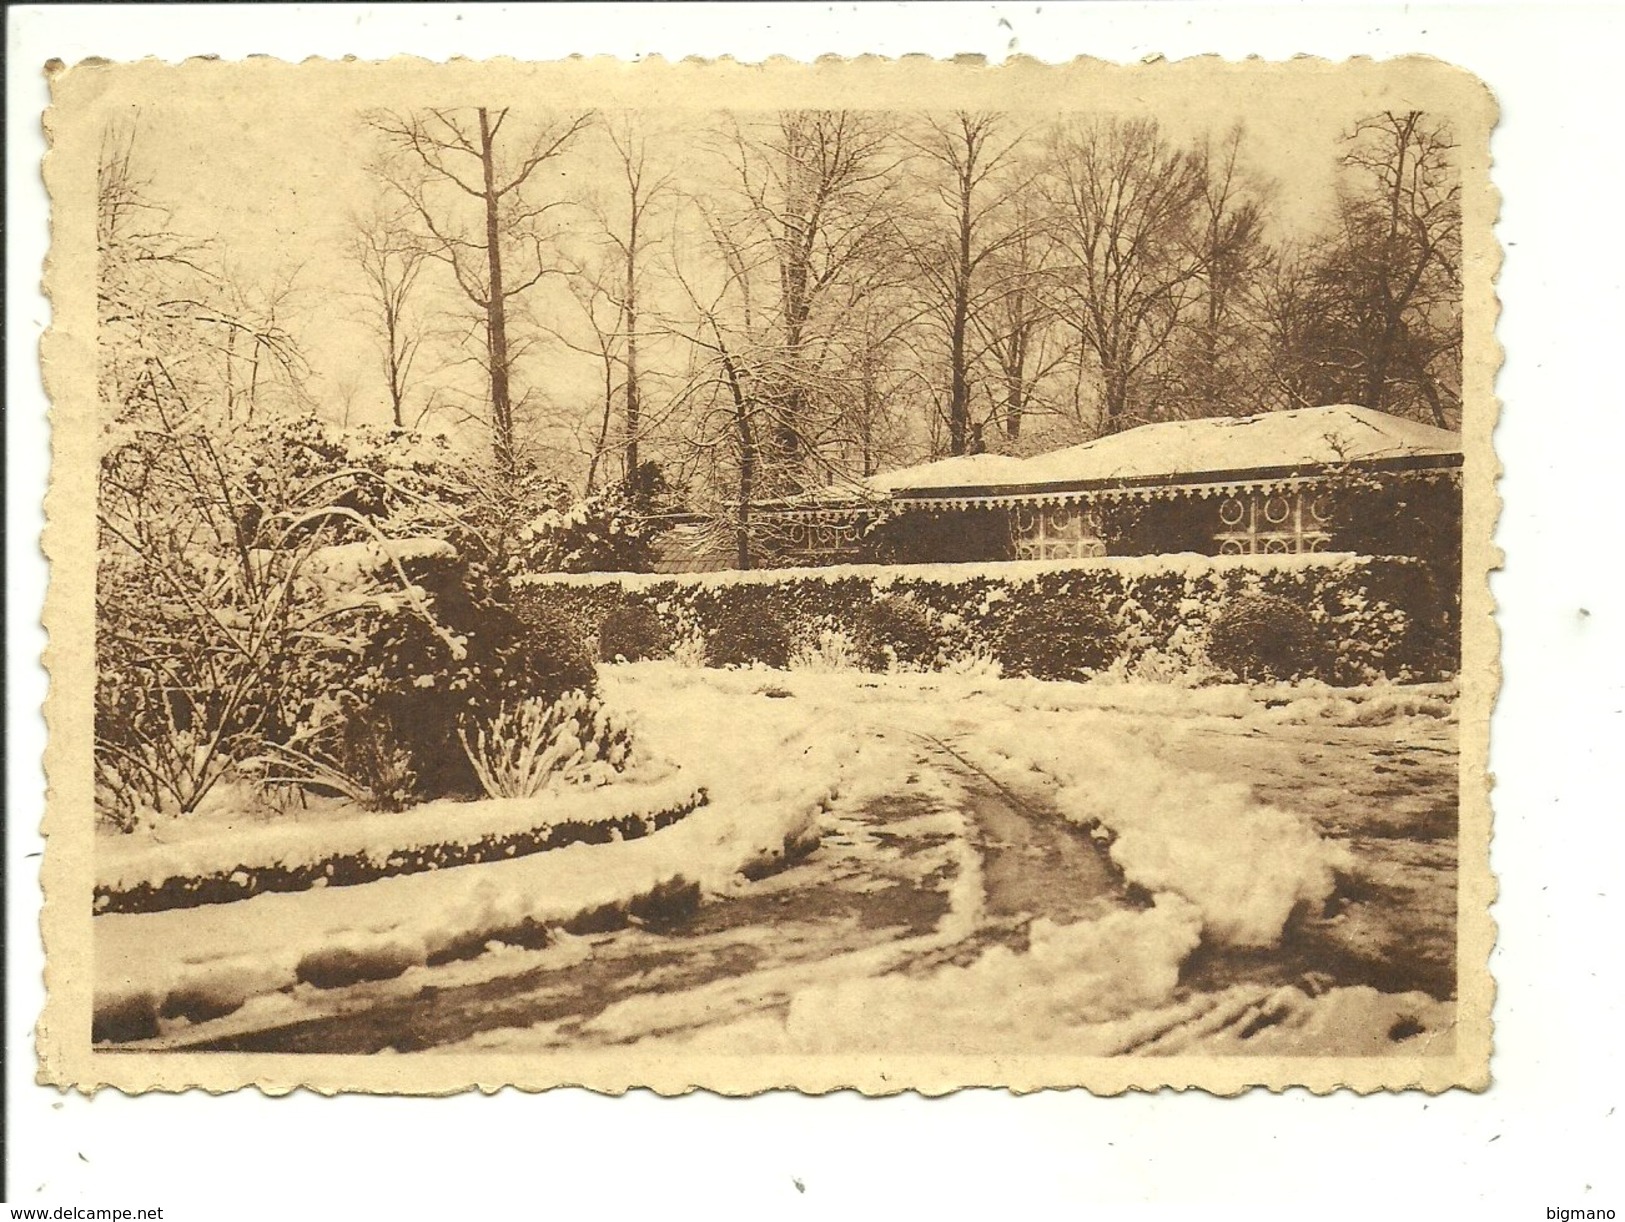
6, 5, 1621, 1218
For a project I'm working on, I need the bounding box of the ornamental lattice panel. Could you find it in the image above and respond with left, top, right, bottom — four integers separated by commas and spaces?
1011, 502, 1107, 560
1213, 489, 1333, 554
774, 513, 866, 563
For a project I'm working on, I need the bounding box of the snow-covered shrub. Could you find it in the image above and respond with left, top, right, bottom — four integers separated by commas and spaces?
985, 598, 1122, 682
516, 470, 667, 575
851, 593, 947, 672
1093, 645, 1224, 688
257, 711, 419, 813
508, 602, 599, 694
938, 647, 1005, 679
94, 421, 463, 823
93, 407, 551, 824
789, 622, 865, 673
273, 541, 602, 804
459, 691, 635, 799
1206, 594, 1322, 682
701, 597, 792, 669
669, 628, 708, 669
597, 601, 670, 663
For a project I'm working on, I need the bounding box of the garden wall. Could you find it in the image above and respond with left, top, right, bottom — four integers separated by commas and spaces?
515, 553, 1456, 684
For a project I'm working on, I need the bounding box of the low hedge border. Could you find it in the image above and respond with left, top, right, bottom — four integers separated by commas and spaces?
94, 787, 708, 916
516, 553, 1455, 683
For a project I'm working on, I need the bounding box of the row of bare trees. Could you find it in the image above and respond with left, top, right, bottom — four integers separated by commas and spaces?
346, 106, 1460, 520
98, 121, 311, 430
99, 105, 1461, 570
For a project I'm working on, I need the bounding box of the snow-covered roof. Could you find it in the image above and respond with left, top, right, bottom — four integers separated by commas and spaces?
869, 406, 1462, 499
1016, 406, 1461, 486
864, 451, 1033, 494
650, 522, 736, 575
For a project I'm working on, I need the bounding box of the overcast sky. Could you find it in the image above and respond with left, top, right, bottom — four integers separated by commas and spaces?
91, 57, 1478, 461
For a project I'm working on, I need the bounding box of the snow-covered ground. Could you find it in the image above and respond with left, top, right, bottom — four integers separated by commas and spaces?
97, 663, 1458, 1057
93, 670, 868, 1039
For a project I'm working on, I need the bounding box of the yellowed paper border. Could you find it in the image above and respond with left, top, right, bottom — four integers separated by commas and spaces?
39, 53, 1500, 1095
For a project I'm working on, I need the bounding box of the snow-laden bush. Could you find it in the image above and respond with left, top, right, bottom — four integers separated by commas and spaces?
985, 598, 1122, 682
669, 629, 708, 669
258, 713, 419, 813
1206, 594, 1322, 682
938, 647, 1004, 679
1093, 645, 1224, 689
459, 690, 635, 799
93, 407, 603, 826
702, 599, 792, 669
789, 622, 865, 673
850, 593, 952, 672
94, 419, 473, 825
516, 469, 668, 575
597, 601, 670, 663
281, 544, 598, 804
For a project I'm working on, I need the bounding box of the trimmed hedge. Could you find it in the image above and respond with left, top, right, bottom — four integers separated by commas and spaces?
94, 787, 708, 915
515, 554, 1454, 684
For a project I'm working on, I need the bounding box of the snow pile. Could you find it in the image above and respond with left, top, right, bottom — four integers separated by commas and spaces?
1132, 981, 1456, 1057
95, 765, 696, 897
298, 536, 460, 592
1260, 681, 1458, 727
776, 899, 1206, 1054
1005, 674, 1456, 729
963, 714, 1348, 948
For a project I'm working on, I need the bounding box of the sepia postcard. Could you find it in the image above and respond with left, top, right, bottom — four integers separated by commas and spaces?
38, 53, 1498, 1095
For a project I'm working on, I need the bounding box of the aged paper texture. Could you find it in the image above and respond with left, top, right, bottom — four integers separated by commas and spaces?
39, 54, 1498, 1095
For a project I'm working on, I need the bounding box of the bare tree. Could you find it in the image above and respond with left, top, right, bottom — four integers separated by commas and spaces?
663, 214, 769, 569
1142, 124, 1275, 421
601, 118, 673, 483
1046, 117, 1208, 431
1329, 110, 1462, 424
369, 106, 593, 485
213, 261, 310, 421
900, 112, 1032, 455
662, 190, 893, 569
554, 117, 676, 493
98, 119, 308, 428
1181, 126, 1270, 415
556, 263, 627, 495
1252, 111, 1462, 426
829, 285, 933, 477
349, 191, 430, 427
707, 110, 904, 488
1254, 245, 1336, 412
973, 184, 1070, 446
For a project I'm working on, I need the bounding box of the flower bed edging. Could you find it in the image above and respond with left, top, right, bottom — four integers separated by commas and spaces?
94, 786, 707, 915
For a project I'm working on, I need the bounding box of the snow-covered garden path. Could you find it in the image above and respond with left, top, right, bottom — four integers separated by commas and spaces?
127, 665, 1461, 1058
148, 732, 1137, 1054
